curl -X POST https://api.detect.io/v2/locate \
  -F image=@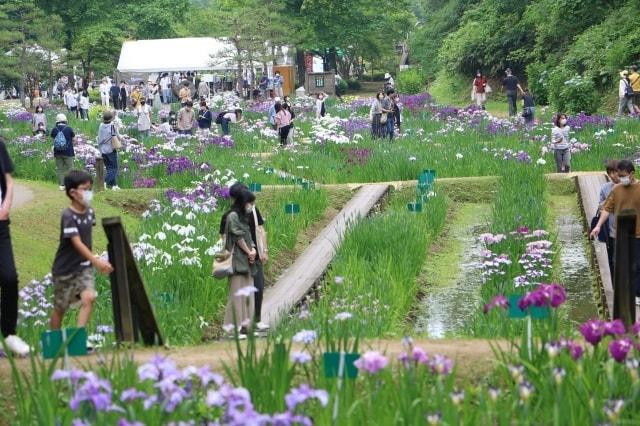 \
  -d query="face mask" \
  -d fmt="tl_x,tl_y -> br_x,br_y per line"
245,205 -> 253,214
559,119 -> 567,126
620,176 -> 631,186
82,190 -> 94,206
